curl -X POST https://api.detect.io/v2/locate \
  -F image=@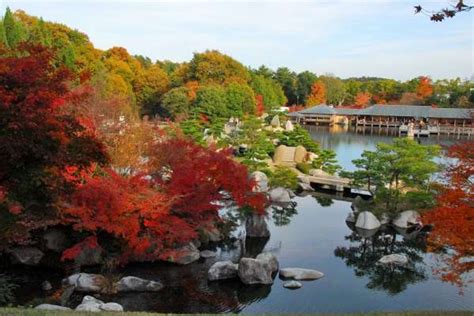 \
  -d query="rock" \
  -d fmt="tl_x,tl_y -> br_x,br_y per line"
270,115 -> 280,127
273,145 -> 296,164
392,210 -> 422,229
355,227 -> 379,238
41,280 -> 52,291
200,250 -> 217,258
269,187 -> 292,204
380,213 -> 390,225
63,273 -> 106,293
351,196 -> 364,212
284,120 -> 294,131
167,243 -> 200,265
208,261 -> 239,281
10,247 -> 44,266
279,268 -> 324,280
297,175 -> 310,184
307,152 -> 318,162
355,211 -> 381,231
250,171 -> 269,193
378,254 -> 409,266
42,228 -> 68,252
74,244 -> 103,267
256,252 -> 279,272
346,212 -> 356,223
81,295 -> 105,305
309,169 -> 331,177
100,302 -> 124,312
298,182 -> 314,192
294,145 -> 307,164
245,214 -> 270,238
116,276 -> 163,292
238,257 -> 274,285
288,190 -> 296,198
283,281 -> 302,289
75,296 -> 104,312
35,304 -> 71,311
